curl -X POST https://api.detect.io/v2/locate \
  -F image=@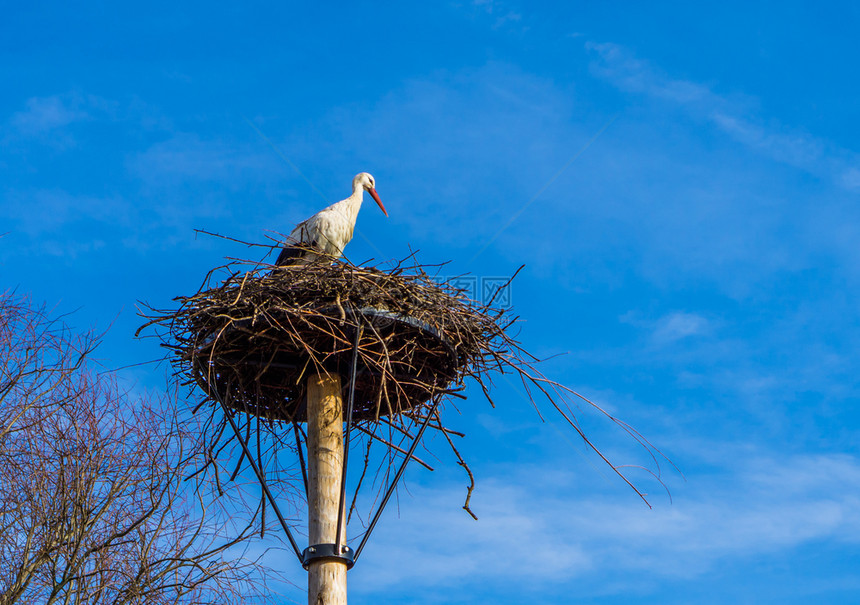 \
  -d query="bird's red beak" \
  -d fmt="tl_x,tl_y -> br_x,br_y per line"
369,188 -> 388,217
